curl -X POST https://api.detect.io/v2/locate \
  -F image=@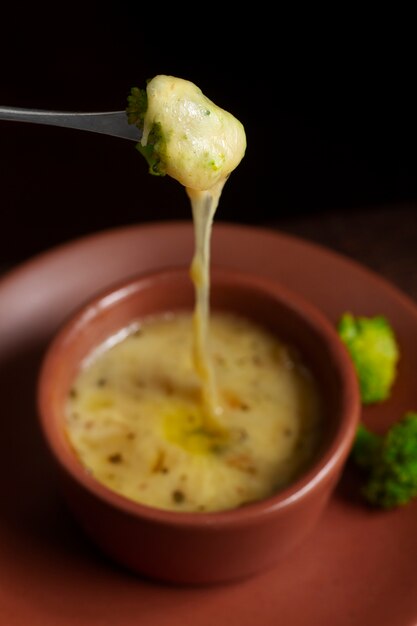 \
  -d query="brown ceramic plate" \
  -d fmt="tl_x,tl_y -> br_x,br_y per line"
1,221 -> 416,626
